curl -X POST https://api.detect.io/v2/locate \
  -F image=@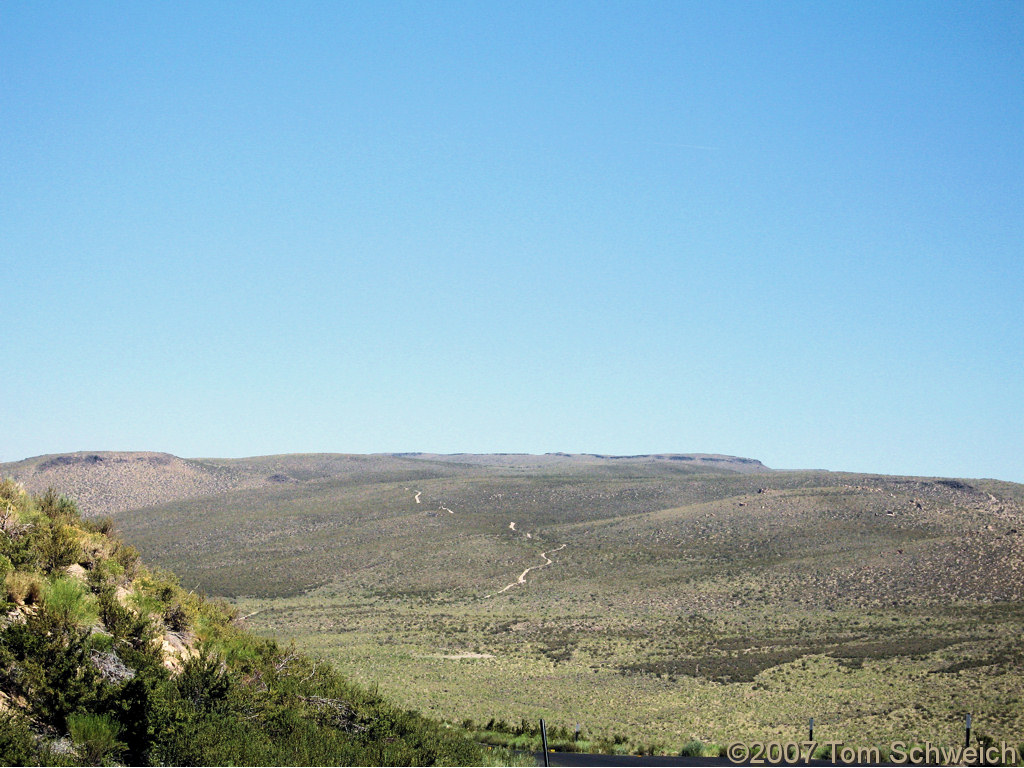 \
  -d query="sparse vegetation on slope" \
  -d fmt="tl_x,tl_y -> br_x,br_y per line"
12,452 -> 1024,757
0,478 -> 491,766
